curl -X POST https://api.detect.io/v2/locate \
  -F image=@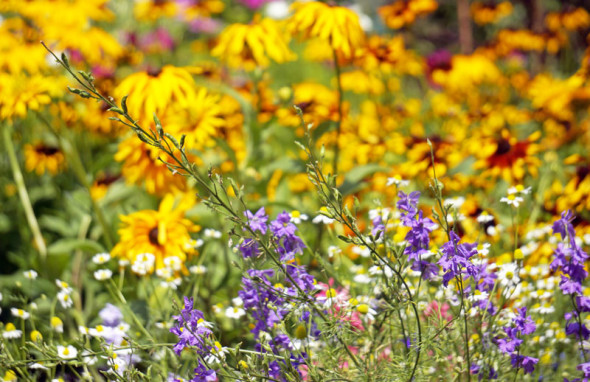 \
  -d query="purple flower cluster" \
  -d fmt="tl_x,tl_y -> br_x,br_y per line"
551,211 -> 590,373
238,208 -> 318,380
242,208 -> 305,262
495,307 -> 538,375
170,297 -> 217,382
396,191 -> 438,279
437,231 -> 478,286
551,211 -> 589,296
